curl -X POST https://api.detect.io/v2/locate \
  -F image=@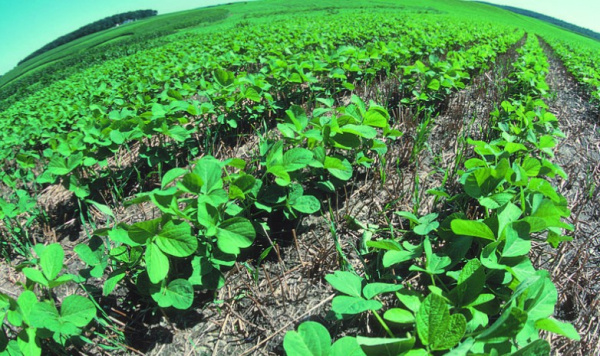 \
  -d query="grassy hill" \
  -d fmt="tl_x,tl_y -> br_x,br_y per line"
0,7 -> 229,110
